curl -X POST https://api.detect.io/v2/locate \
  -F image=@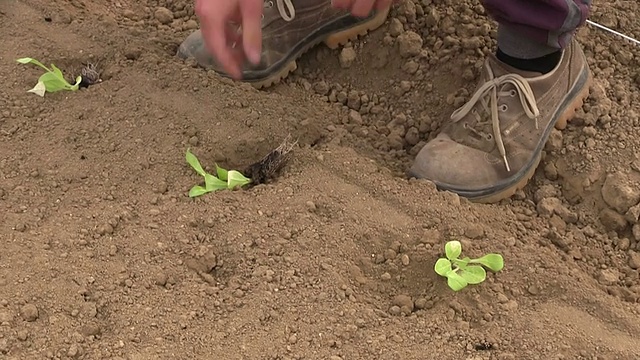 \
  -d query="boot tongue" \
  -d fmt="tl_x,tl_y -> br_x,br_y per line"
485,54 -> 544,79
